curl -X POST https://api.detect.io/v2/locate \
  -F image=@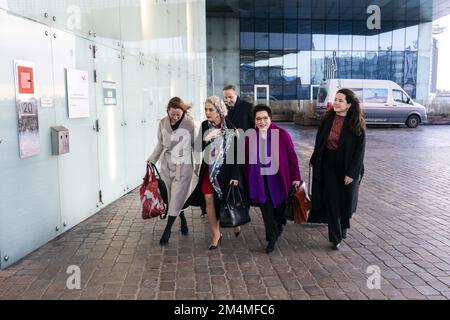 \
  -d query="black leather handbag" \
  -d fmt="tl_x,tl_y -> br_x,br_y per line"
219,186 -> 251,228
